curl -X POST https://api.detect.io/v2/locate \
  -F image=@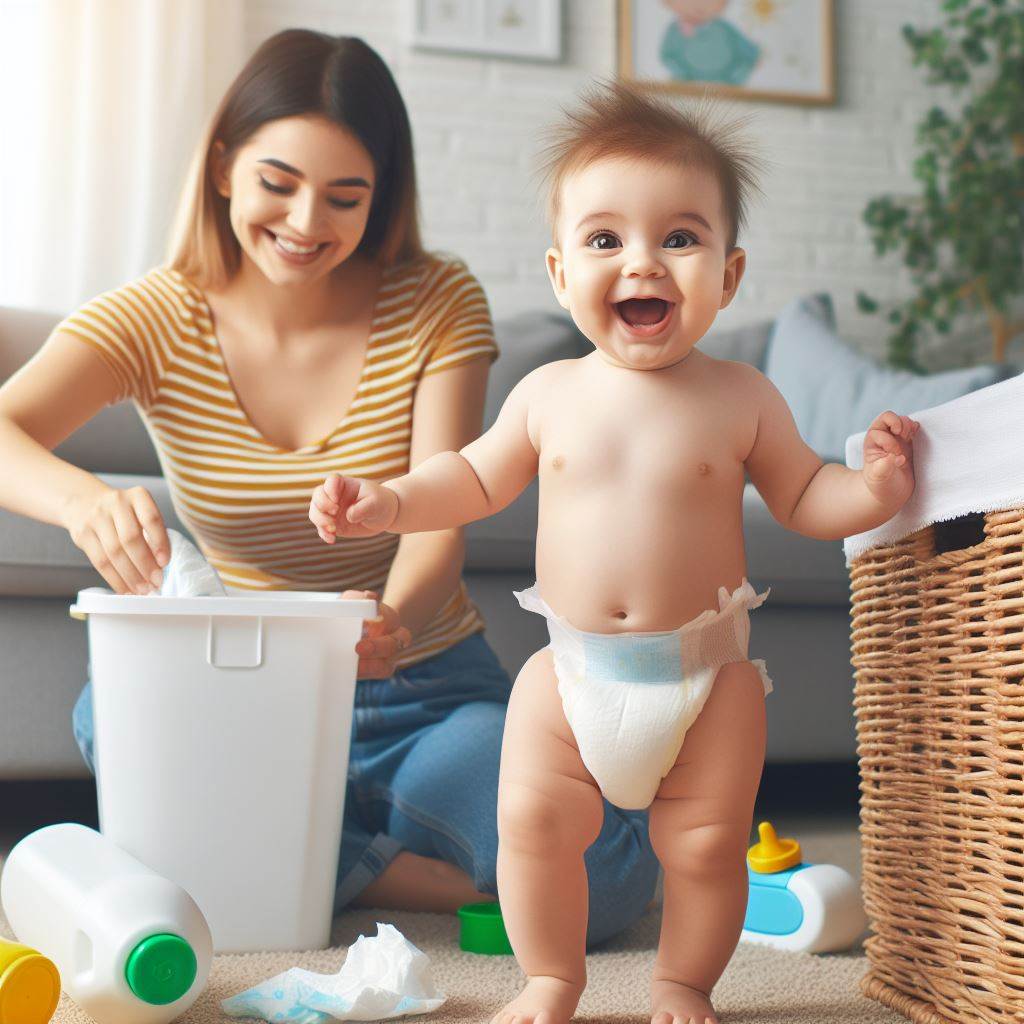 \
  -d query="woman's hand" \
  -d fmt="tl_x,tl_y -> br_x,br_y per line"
309,472 -> 399,541
62,484 -> 170,594
342,590 -> 413,679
